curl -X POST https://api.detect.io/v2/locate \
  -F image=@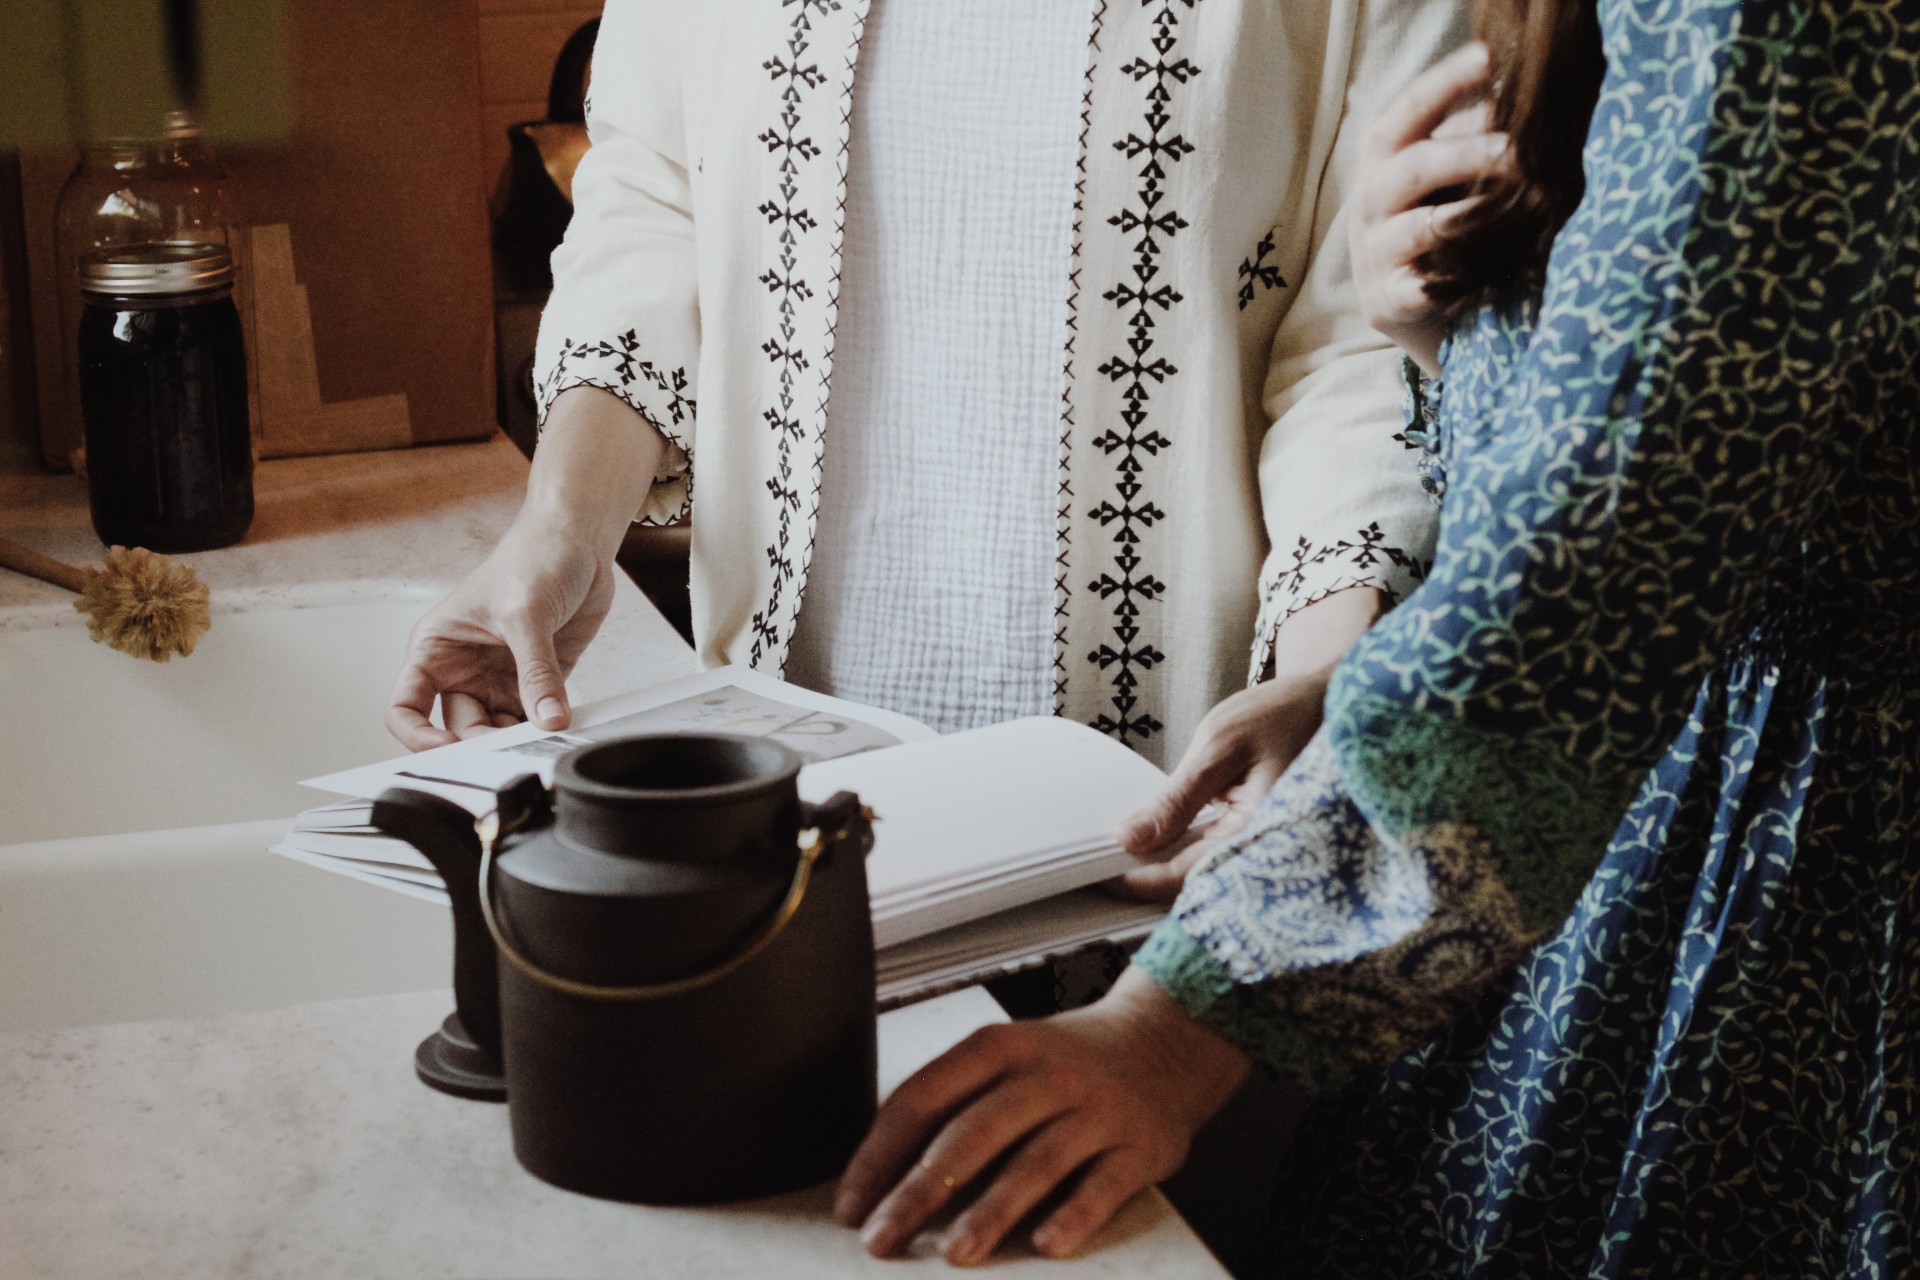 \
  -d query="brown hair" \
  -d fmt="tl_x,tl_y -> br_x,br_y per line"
1420,0 -> 1607,319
